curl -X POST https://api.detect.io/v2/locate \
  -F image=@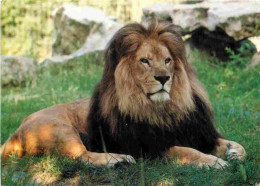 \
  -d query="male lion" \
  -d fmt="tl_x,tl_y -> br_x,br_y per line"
1,22 -> 246,168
